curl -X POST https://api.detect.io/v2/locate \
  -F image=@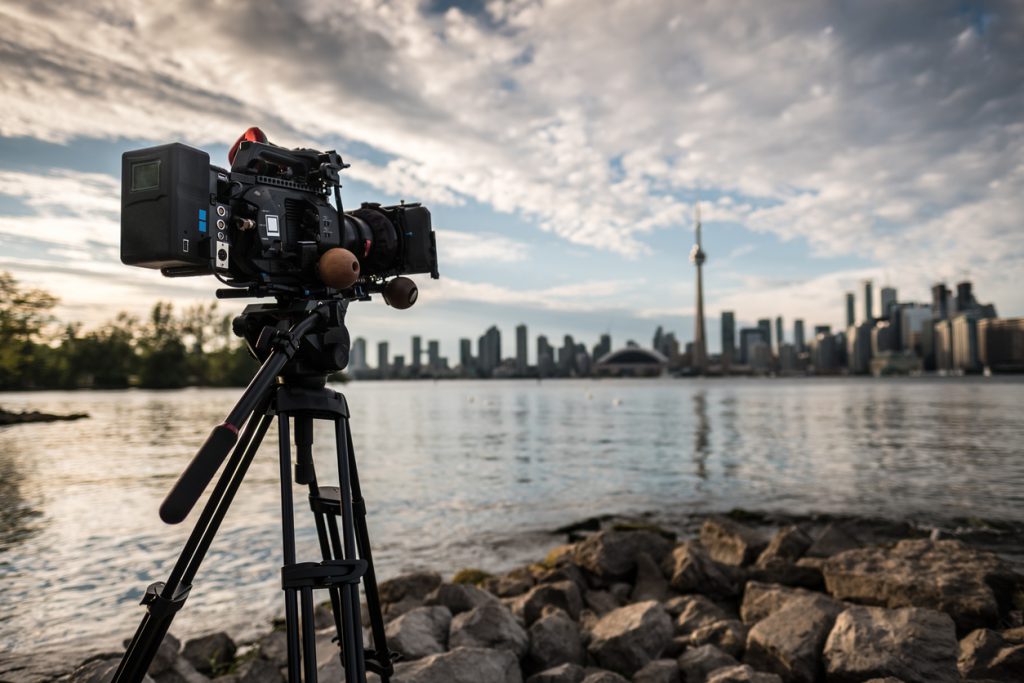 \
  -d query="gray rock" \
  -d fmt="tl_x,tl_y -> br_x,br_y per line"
610,582 -> 633,604
700,518 -> 770,567
665,542 -> 740,598
805,523 -> 861,558
673,594 -> 732,636
677,644 -> 739,682
739,582 -> 820,624
822,539 -> 1018,633
574,530 -> 674,580
823,605 -> 959,683
528,608 -> 586,672
743,594 -> 844,683
526,662 -> 586,683
587,600 -> 673,676
384,605 -> 452,660
513,580 -> 584,625
756,526 -> 813,566
485,567 -> 537,598
705,664 -> 782,683
537,563 -> 589,596
182,632 -> 236,675
449,602 -> 529,657
218,656 -> 285,683
745,559 -> 824,591
154,655 -> 209,683
68,658 -> 125,683
257,630 -> 288,667
149,633 -> 181,676
581,672 -> 629,683
391,646 -> 522,683
585,589 -> 622,615
380,571 -> 444,620
631,553 -> 670,603
426,582 -> 499,615
632,658 -> 680,683
688,619 -> 748,658
957,627 -> 1024,681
